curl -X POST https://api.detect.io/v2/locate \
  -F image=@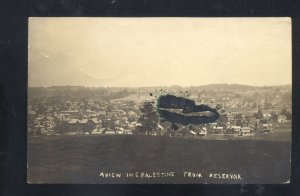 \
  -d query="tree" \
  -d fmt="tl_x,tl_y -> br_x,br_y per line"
36,103 -> 47,114
236,113 -> 244,120
171,123 -> 179,130
252,102 -> 258,108
280,108 -> 292,120
254,110 -> 264,119
270,112 -> 278,122
56,121 -> 69,133
137,102 -> 159,134
282,91 -> 292,105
